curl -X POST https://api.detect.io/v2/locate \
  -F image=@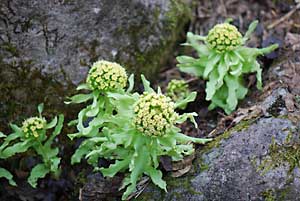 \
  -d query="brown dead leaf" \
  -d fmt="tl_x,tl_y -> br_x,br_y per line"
285,93 -> 296,112
285,32 -> 300,51
171,165 -> 192,178
171,152 -> 195,178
